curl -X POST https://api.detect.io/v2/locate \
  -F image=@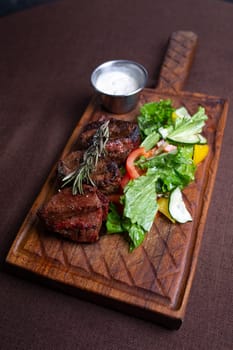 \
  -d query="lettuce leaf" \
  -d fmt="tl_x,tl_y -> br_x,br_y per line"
106,204 -> 148,252
138,100 -> 174,137
106,175 -> 158,251
123,174 -> 158,231
106,203 -> 124,233
137,146 -> 195,193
